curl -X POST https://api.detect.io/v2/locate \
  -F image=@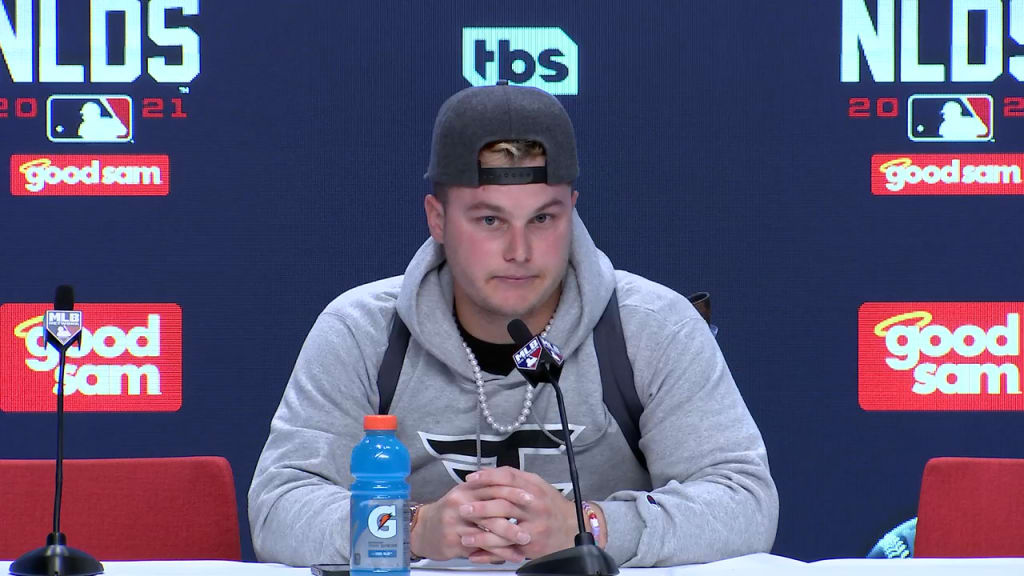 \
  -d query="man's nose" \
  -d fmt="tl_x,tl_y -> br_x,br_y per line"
504,225 -> 530,263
